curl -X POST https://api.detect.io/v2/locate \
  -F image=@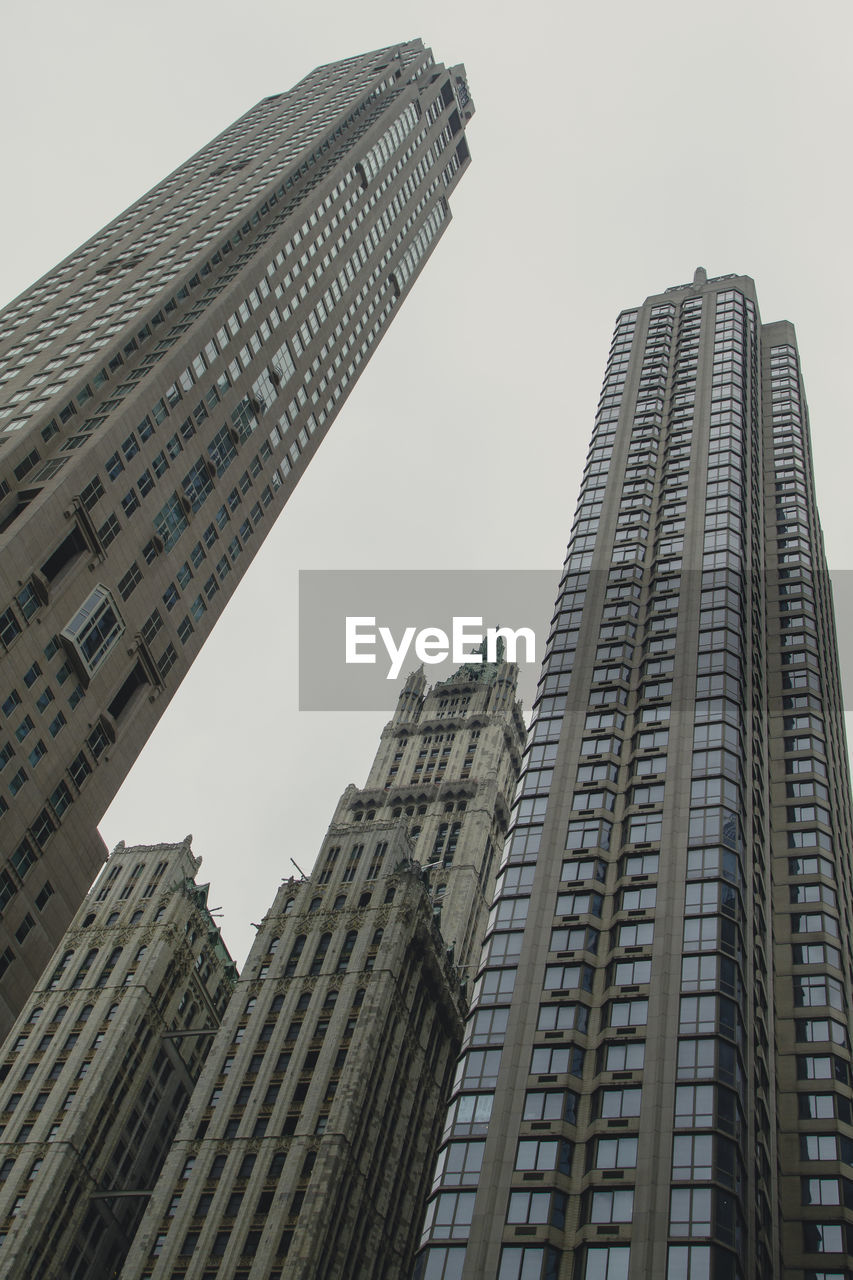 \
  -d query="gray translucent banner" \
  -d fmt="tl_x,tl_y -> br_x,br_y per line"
298,568 -> 853,714
299,570 -> 557,711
